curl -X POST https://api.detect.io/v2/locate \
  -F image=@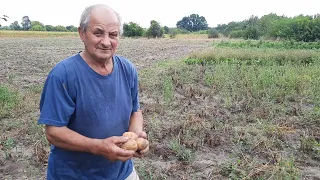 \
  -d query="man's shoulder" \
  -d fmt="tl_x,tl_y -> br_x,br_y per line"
114,55 -> 137,76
